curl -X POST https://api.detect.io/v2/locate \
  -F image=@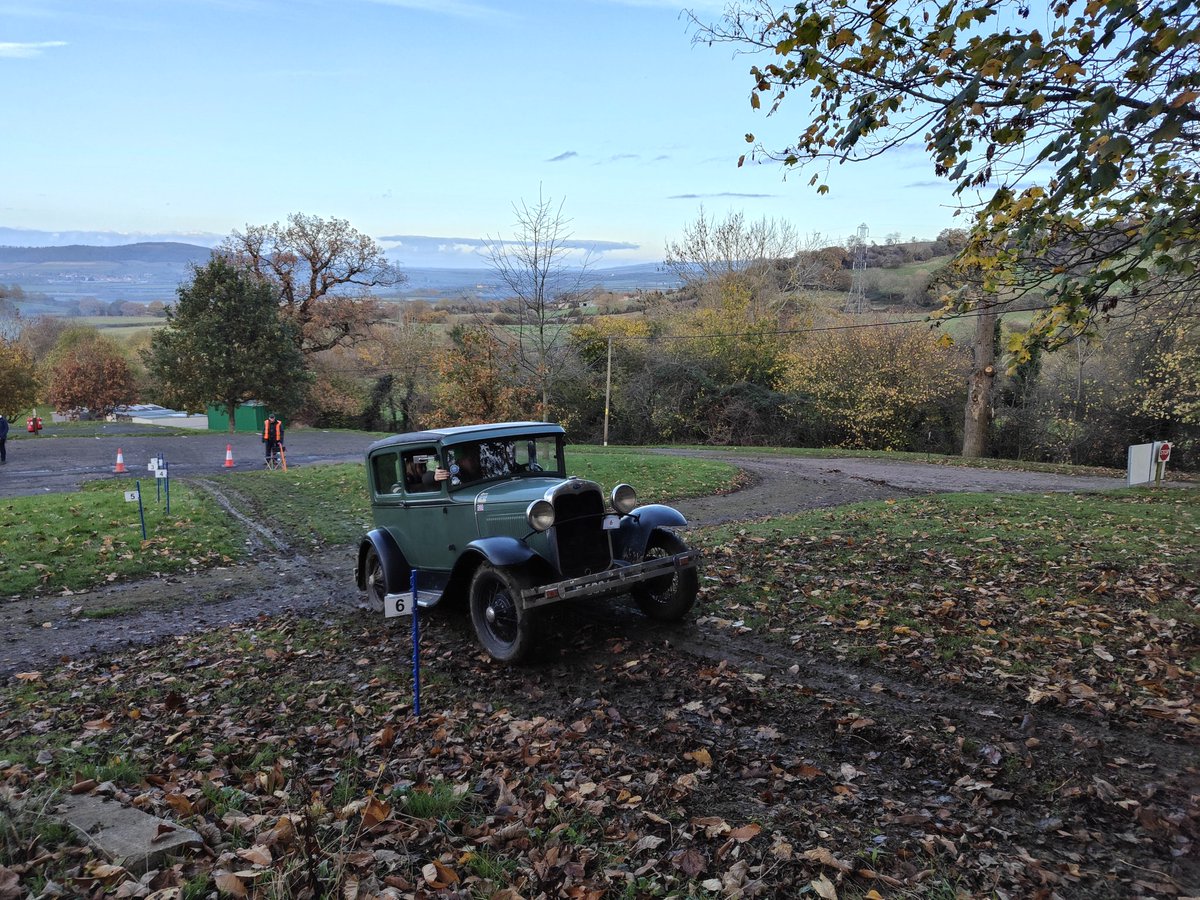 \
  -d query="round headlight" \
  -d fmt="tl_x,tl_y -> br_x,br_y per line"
611,483 -> 637,515
526,499 -> 555,532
